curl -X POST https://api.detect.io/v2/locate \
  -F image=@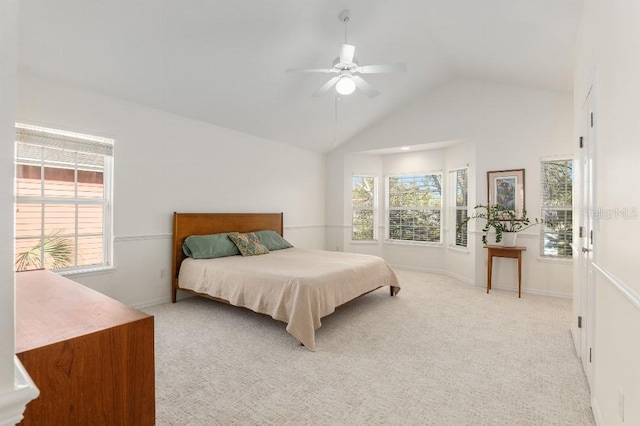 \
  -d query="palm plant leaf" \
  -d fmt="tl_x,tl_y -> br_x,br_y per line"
16,231 -> 74,271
